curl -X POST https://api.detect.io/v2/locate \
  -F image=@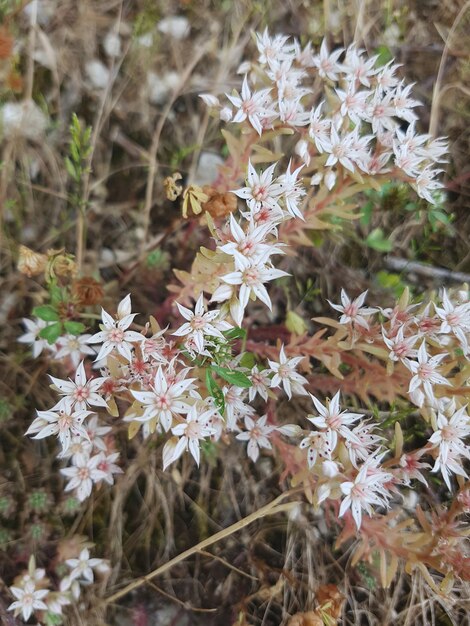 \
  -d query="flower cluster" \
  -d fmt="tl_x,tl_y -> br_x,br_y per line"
8,551 -> 108,624
202,29 -> 447,204
15,29 -> 470,614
